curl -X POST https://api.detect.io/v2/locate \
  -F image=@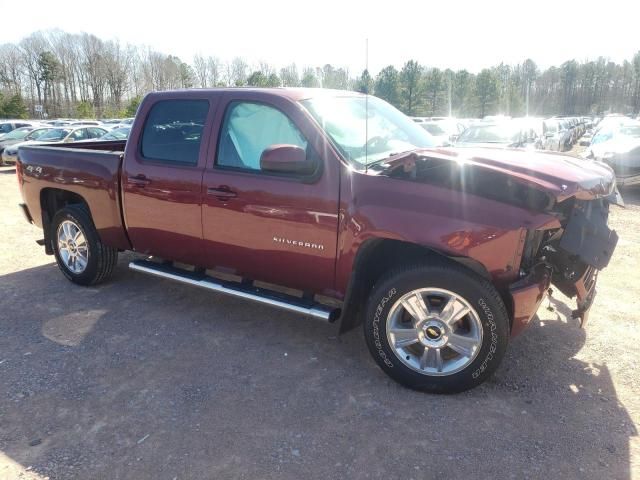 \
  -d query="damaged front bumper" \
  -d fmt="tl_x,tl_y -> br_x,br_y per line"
509,197 -> 618,335
509,265 -> 552,337
571,266 -> 598,326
